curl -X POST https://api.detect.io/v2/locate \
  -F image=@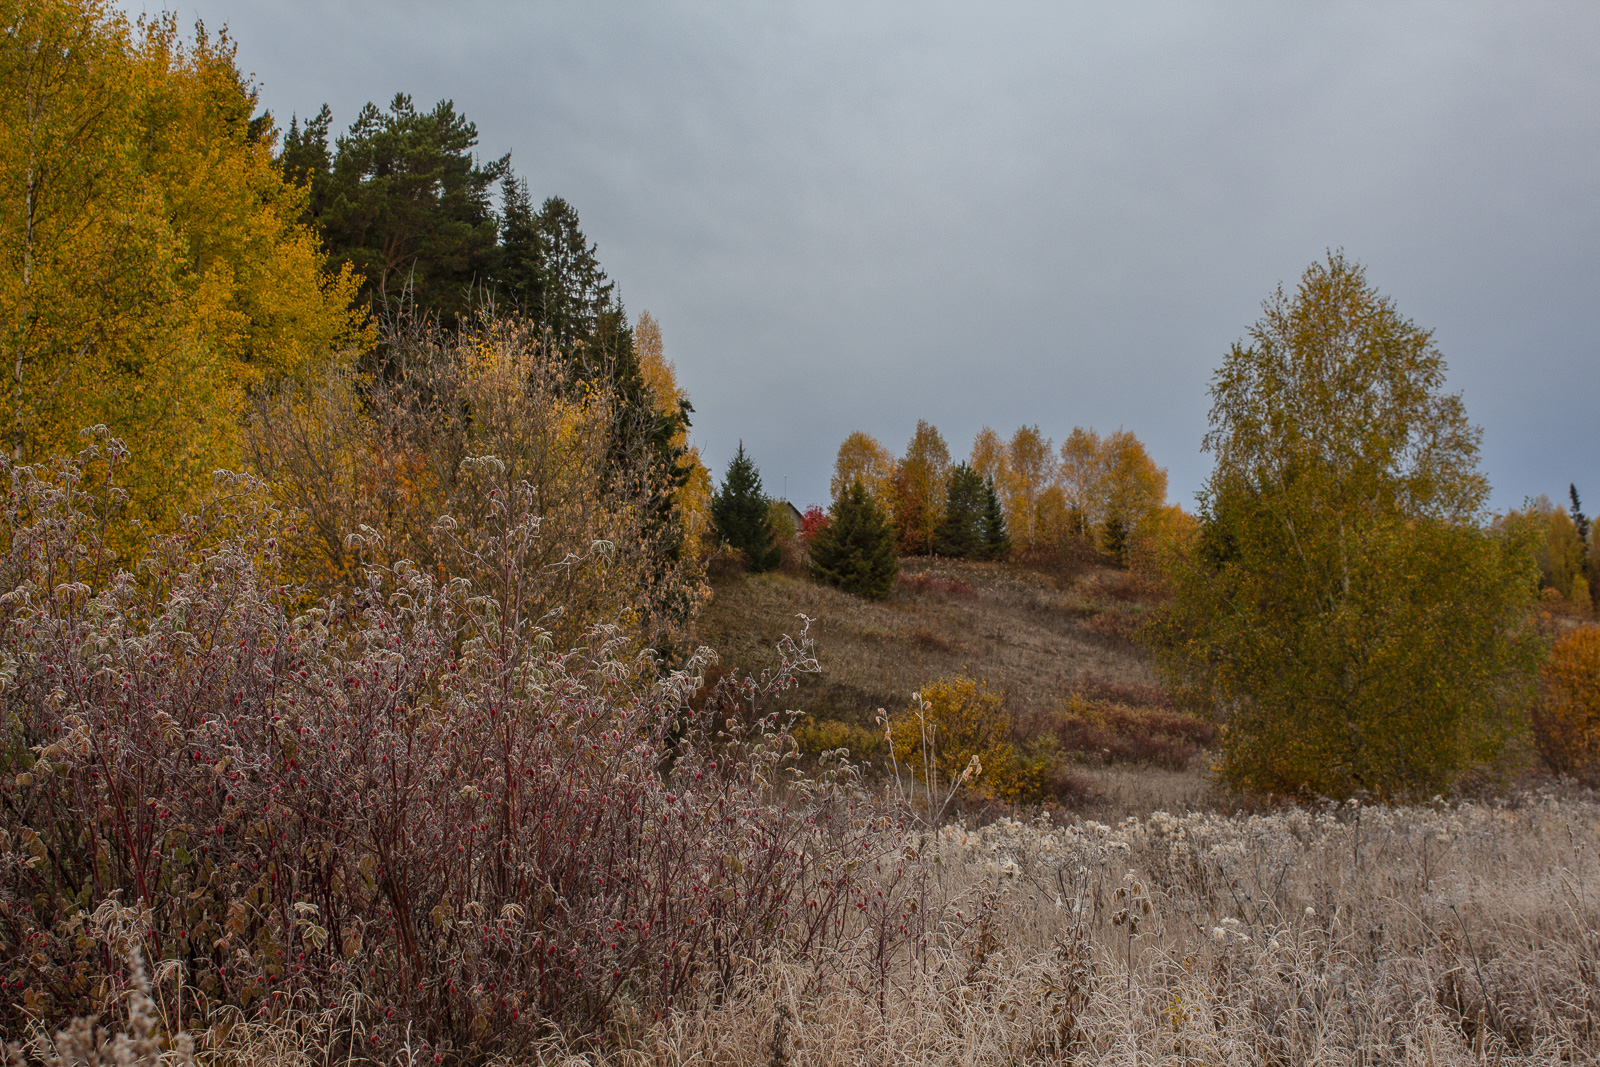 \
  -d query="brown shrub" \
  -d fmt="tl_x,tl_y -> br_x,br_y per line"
1083,608 -> 1141,642
1039,694 -> 1215,770
1071,673 -> 1171,709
